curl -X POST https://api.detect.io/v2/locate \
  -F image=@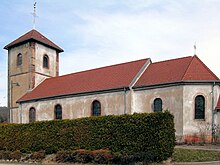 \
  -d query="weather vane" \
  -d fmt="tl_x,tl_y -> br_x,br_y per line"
32,0 -> 37,29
